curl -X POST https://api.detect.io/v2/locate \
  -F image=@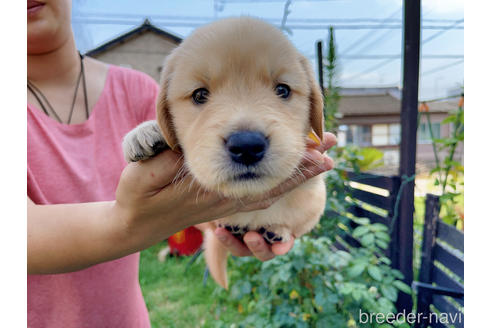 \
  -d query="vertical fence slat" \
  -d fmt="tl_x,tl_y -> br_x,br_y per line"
316,40 -> 324,90
397,0 -> 421,313
415,194 -> 440,328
